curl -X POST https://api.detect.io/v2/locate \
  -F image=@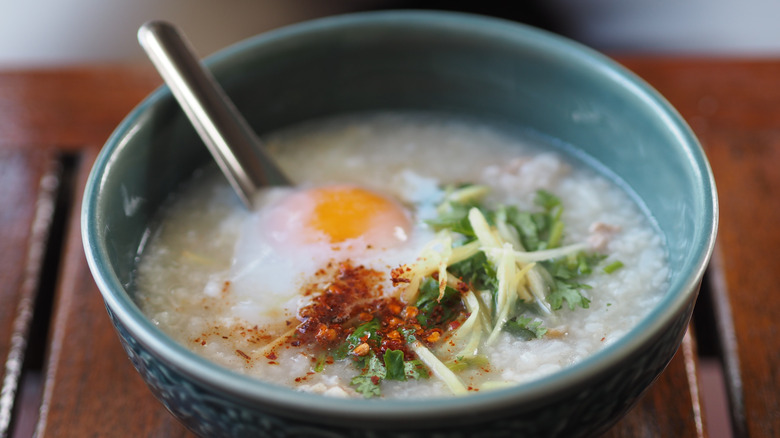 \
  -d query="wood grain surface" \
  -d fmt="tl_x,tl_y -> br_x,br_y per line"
621,58 -> 780,438
2,58 -> 778,437
0,147 -> 60,437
